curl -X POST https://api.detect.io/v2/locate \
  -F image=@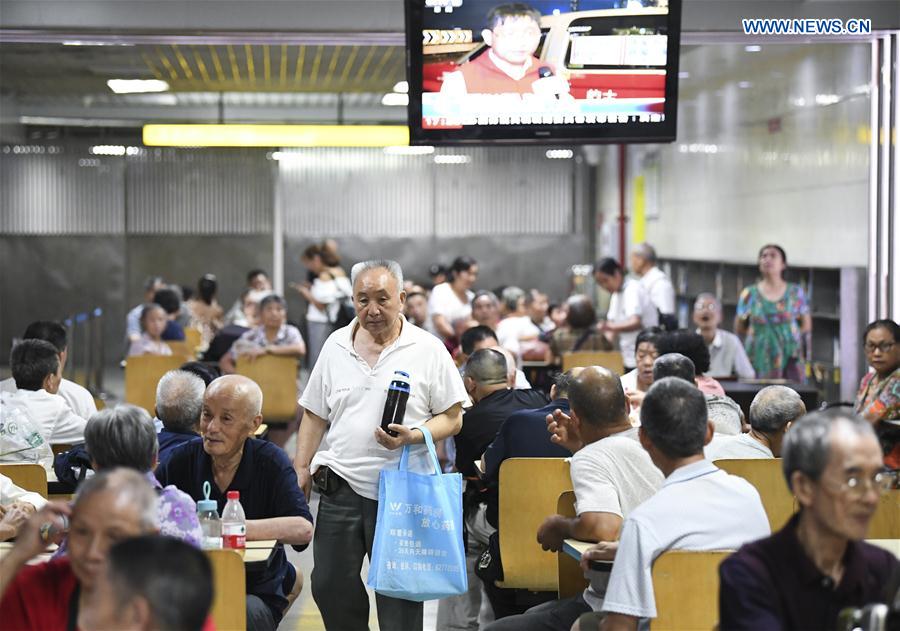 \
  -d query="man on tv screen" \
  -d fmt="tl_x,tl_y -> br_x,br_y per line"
440,3 -> 570,97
